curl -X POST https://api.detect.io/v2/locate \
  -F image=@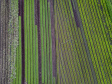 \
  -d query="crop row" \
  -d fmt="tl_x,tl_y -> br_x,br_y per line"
77,0 -> 112,83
